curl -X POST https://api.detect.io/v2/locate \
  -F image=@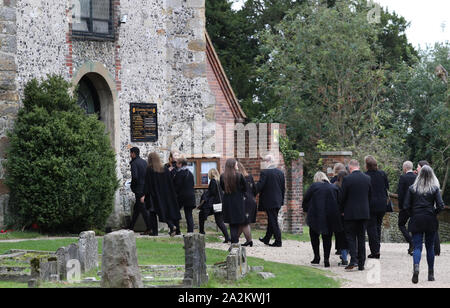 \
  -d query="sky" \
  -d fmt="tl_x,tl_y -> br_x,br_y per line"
231,0 -> 450,49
